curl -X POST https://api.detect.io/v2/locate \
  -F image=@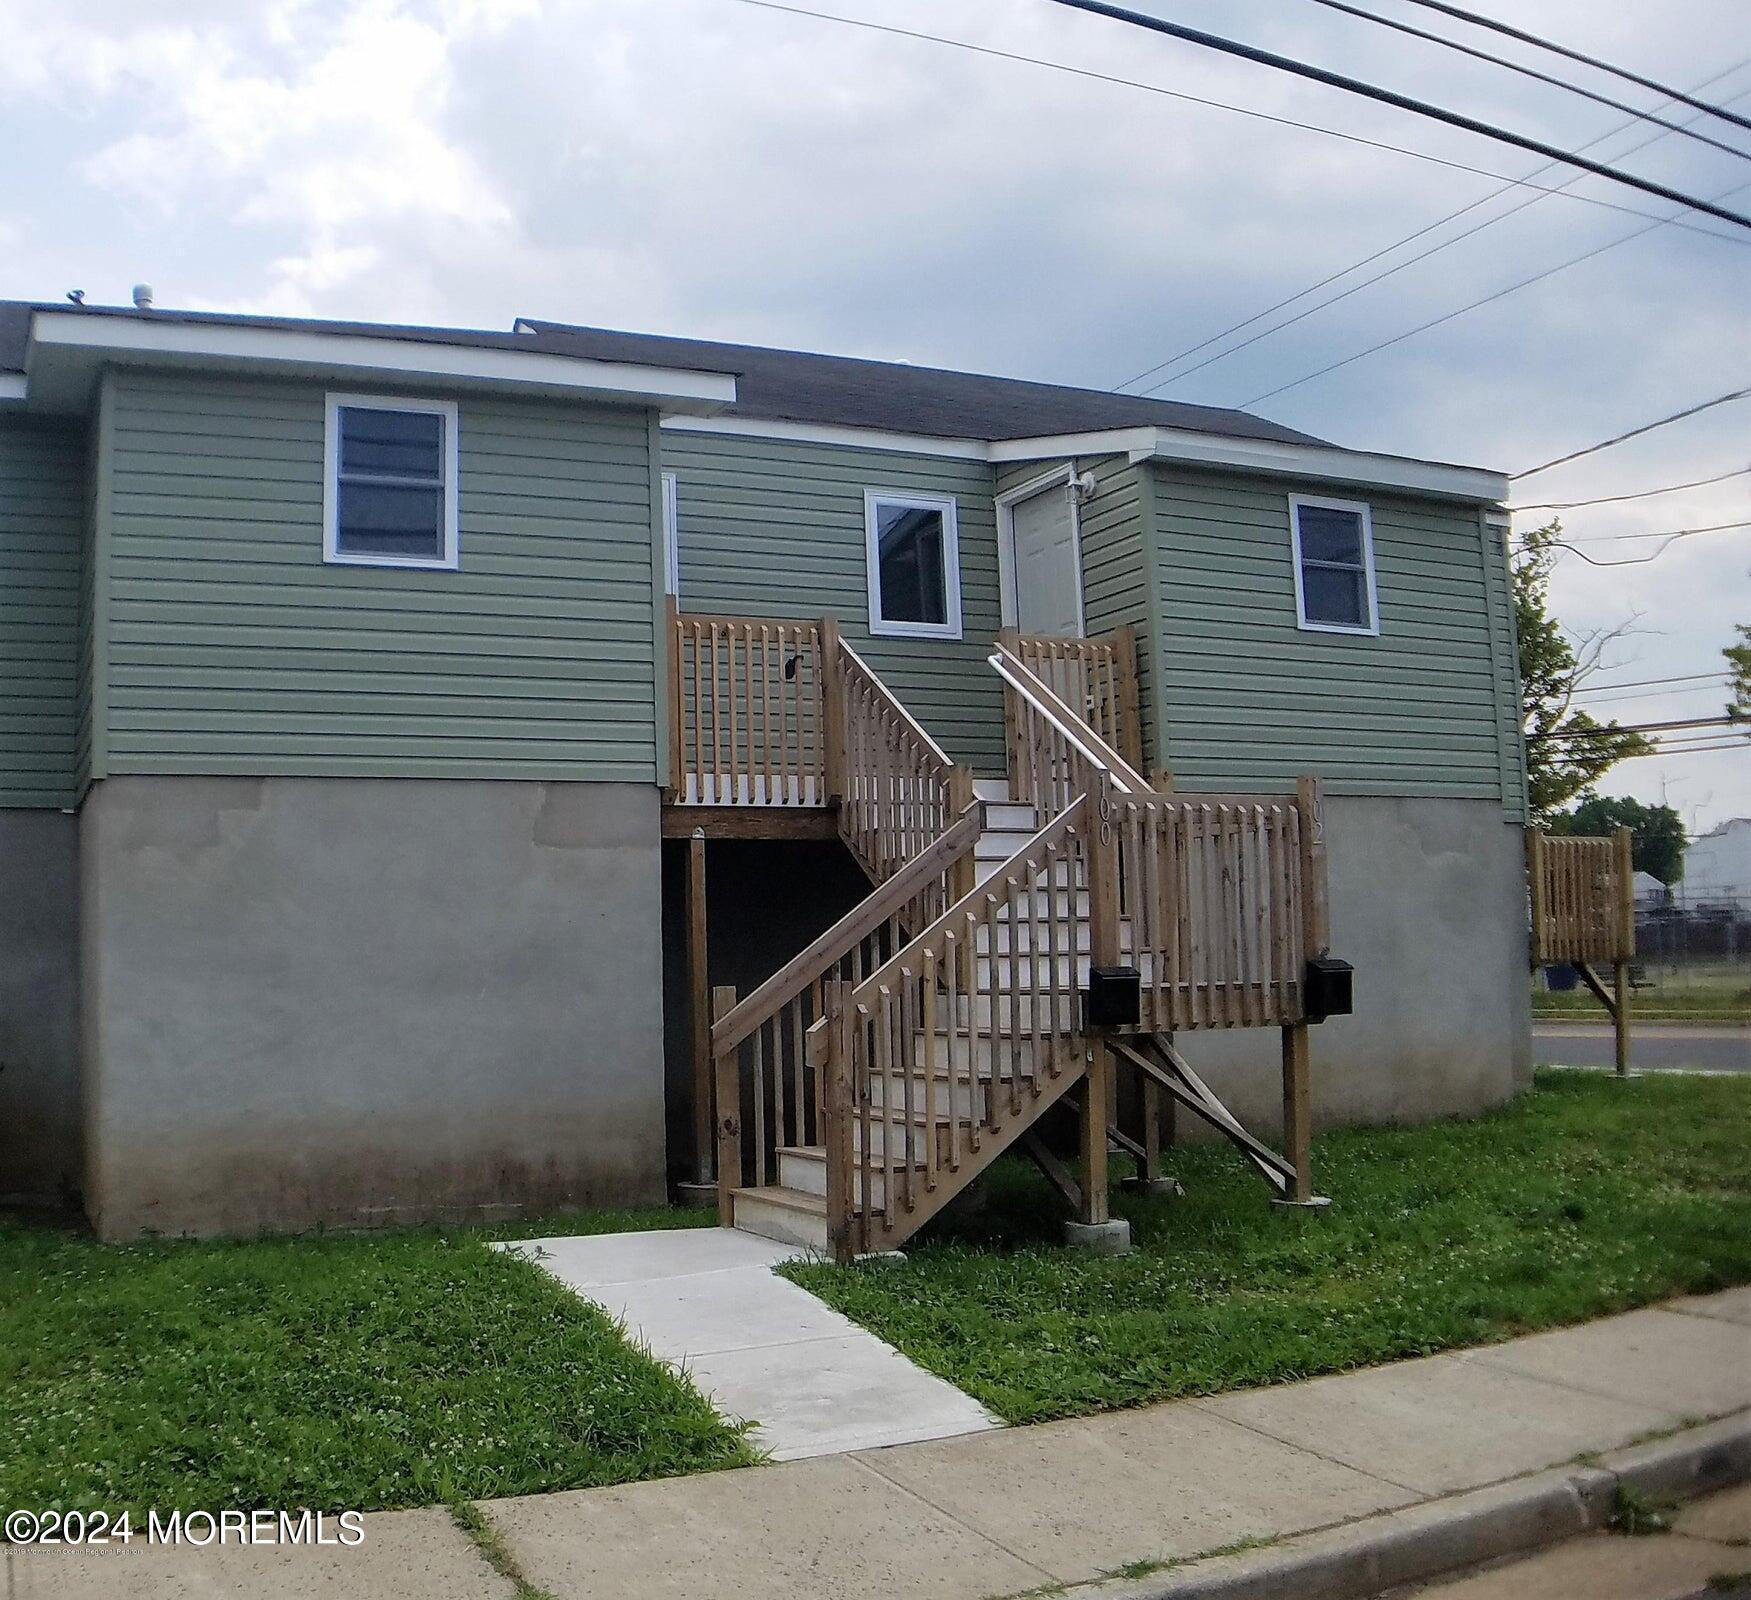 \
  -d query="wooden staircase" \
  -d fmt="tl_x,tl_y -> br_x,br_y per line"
699,626 -> 1329,1264
729,781 -> 1082,1251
